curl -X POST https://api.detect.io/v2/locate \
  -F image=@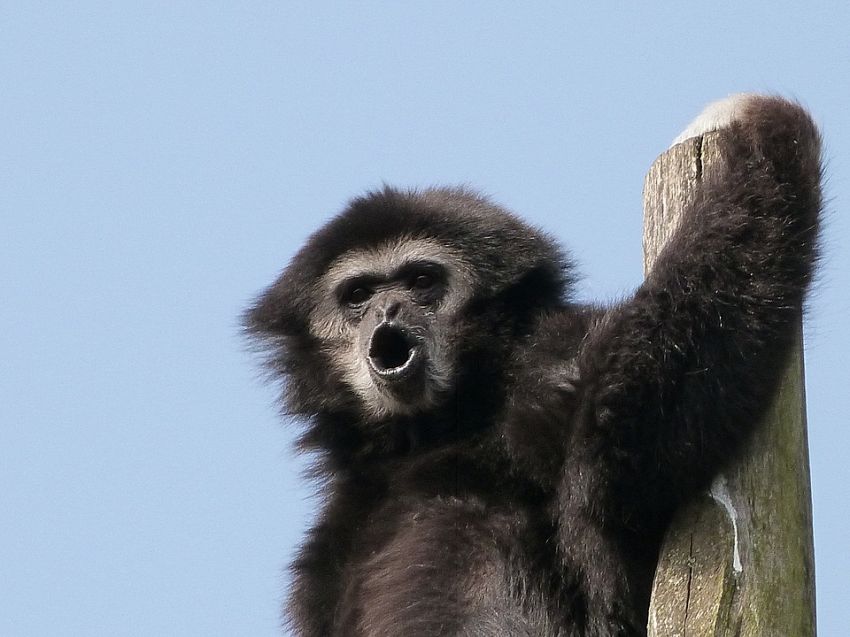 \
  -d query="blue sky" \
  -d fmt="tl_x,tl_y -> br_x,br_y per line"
2,3 -> 848,635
